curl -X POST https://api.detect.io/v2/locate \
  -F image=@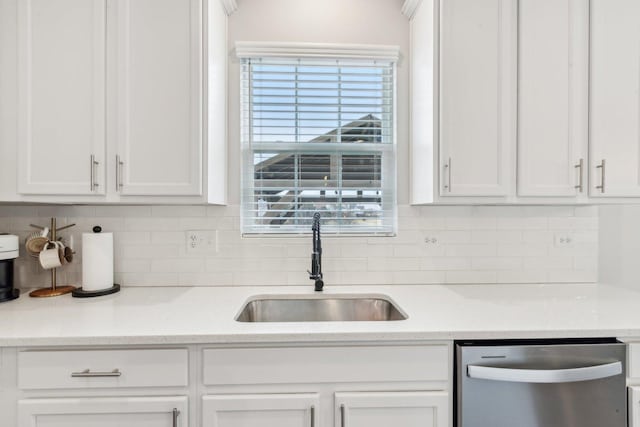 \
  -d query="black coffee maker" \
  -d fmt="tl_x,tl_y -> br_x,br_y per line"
0,234 -> 20,302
